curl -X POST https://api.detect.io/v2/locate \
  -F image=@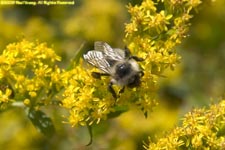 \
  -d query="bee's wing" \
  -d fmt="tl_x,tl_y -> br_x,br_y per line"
94,41 -> 125,61
83,50 -> 111,74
